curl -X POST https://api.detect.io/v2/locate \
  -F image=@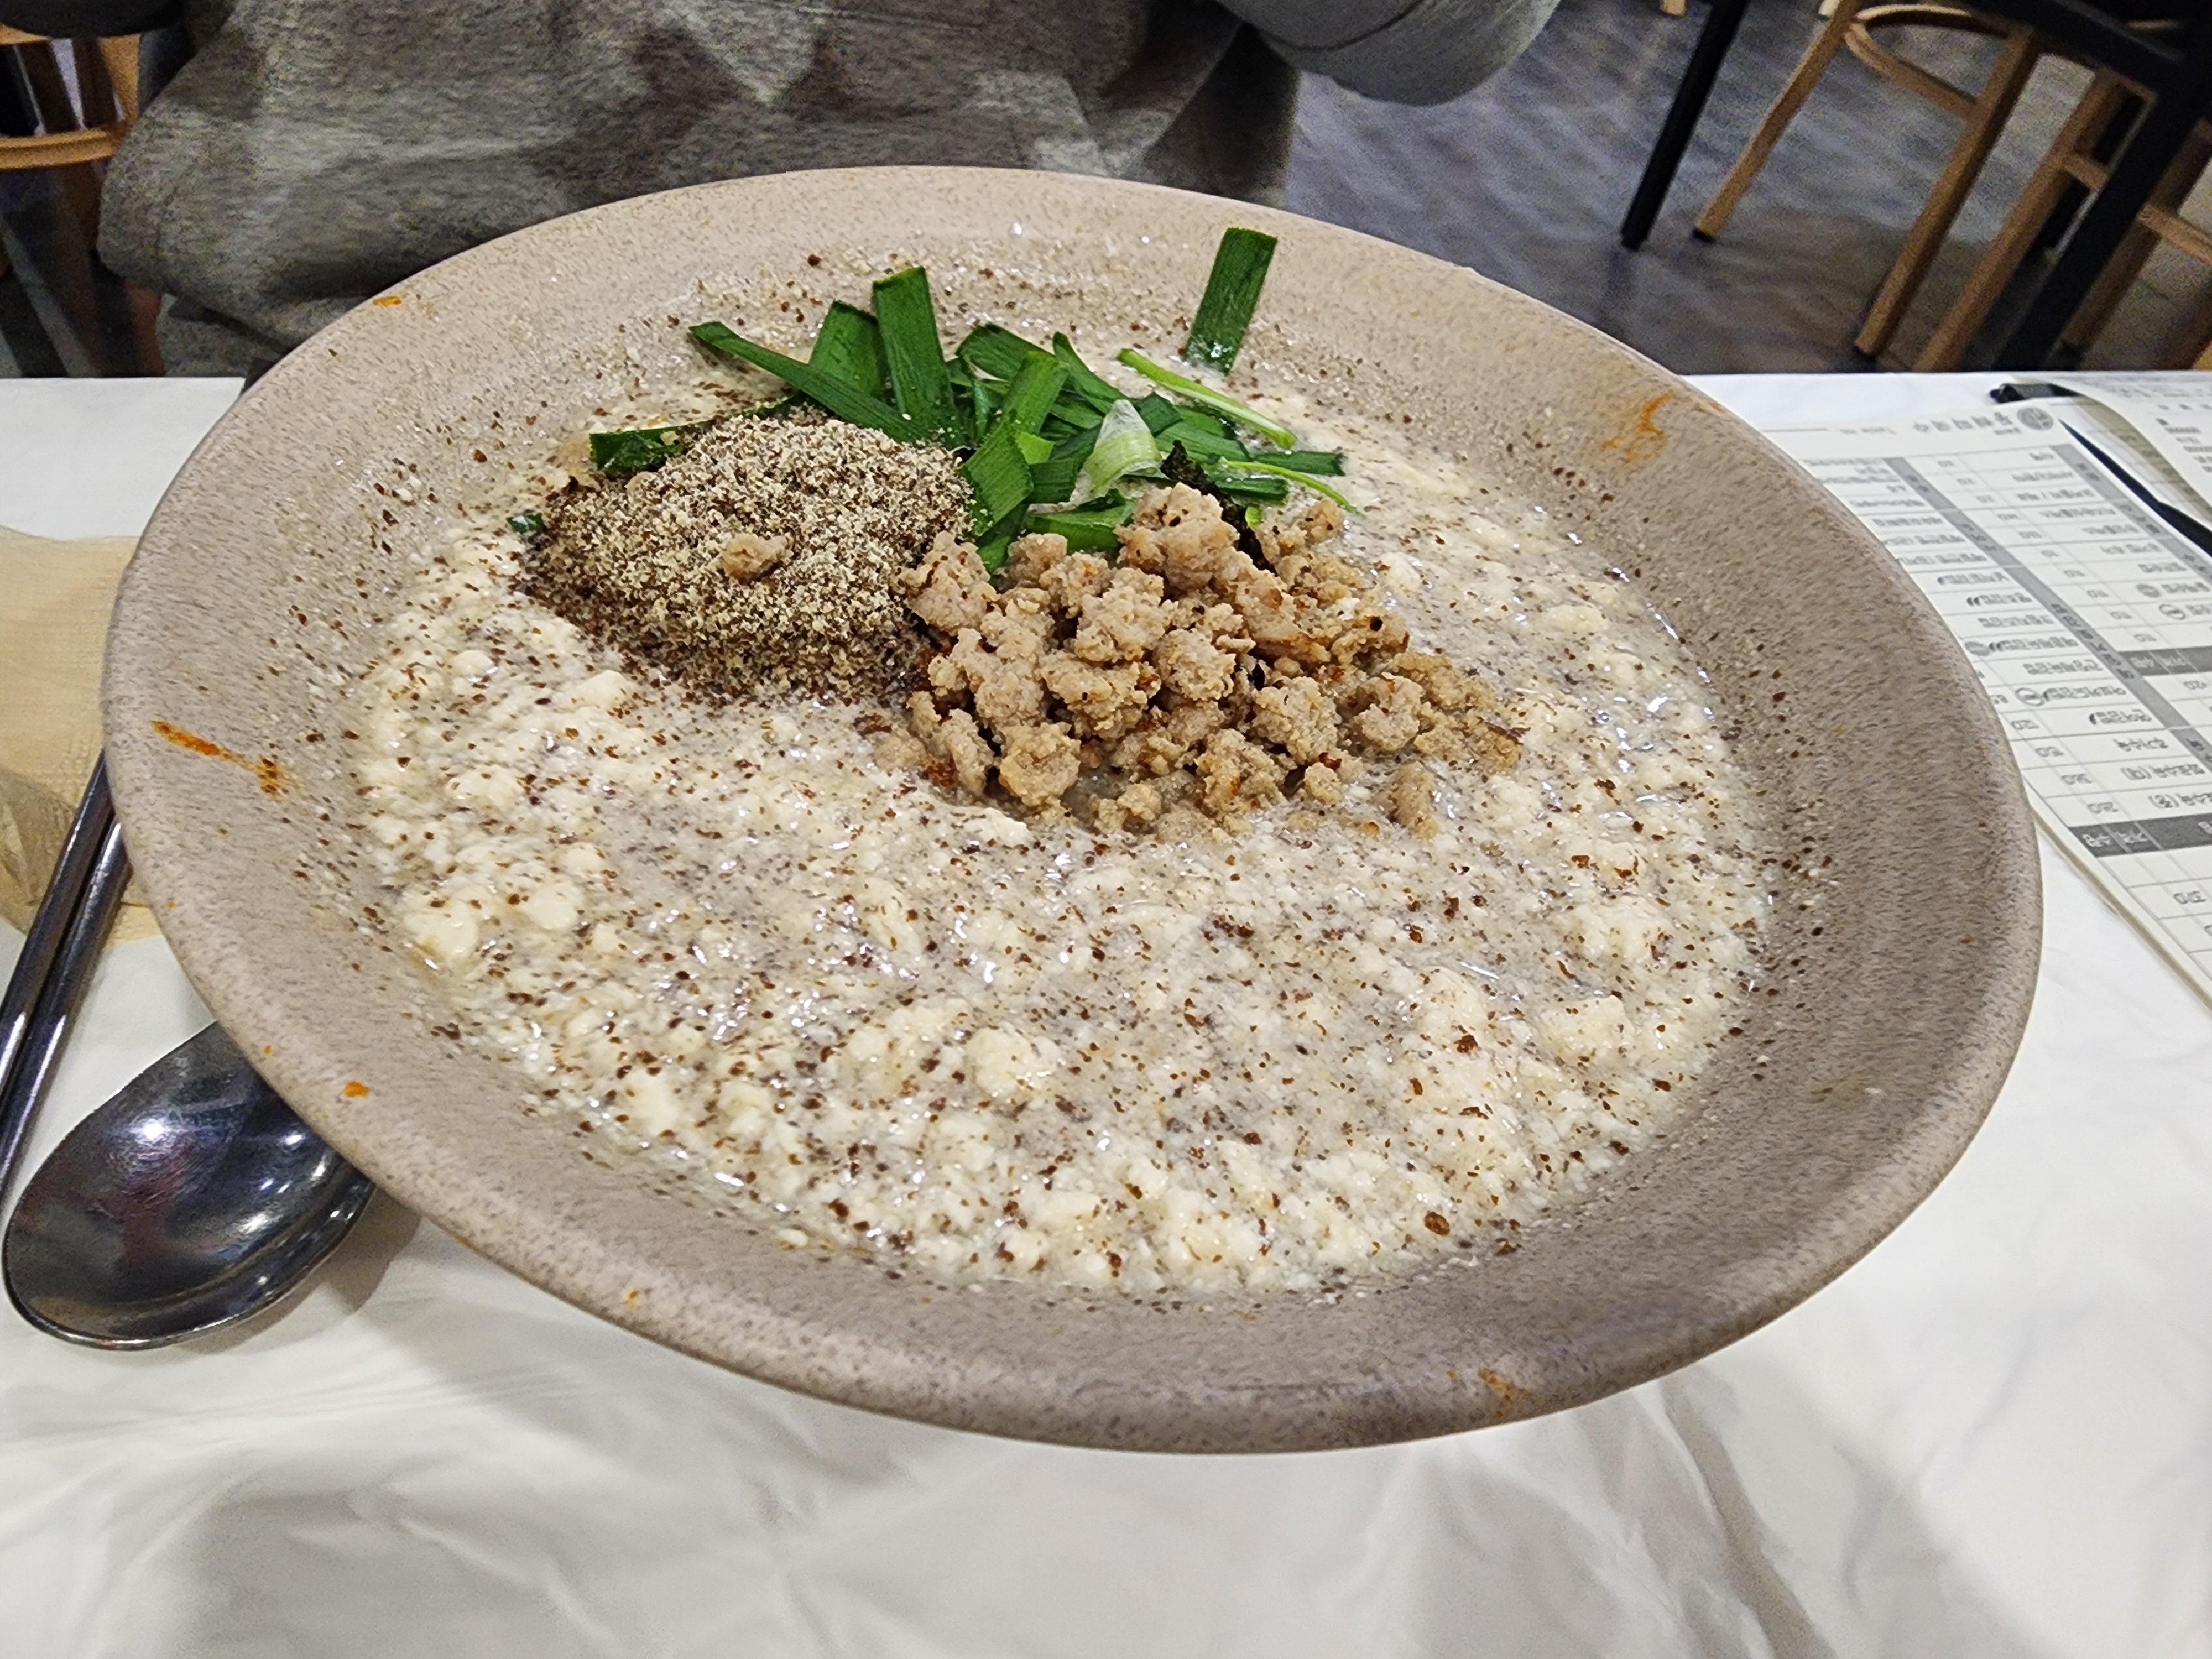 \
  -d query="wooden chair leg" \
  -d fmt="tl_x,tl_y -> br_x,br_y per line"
1916,71 -> 2131,368
93,34 -> 138,122
1693,0 -> 1866,240
1855,24 -> 2042,357
2060,118 -> 2212,353
70,35 -> 119,126
2065,221 -> 2162,351
14,38 -> 75,132
125,278 -> 161,373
